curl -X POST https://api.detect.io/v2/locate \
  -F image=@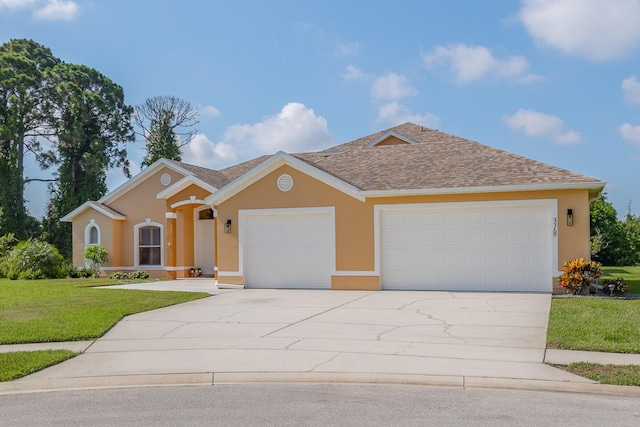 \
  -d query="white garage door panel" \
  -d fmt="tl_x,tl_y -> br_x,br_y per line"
244,211 -> 332,289
381,204 -> 552,292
